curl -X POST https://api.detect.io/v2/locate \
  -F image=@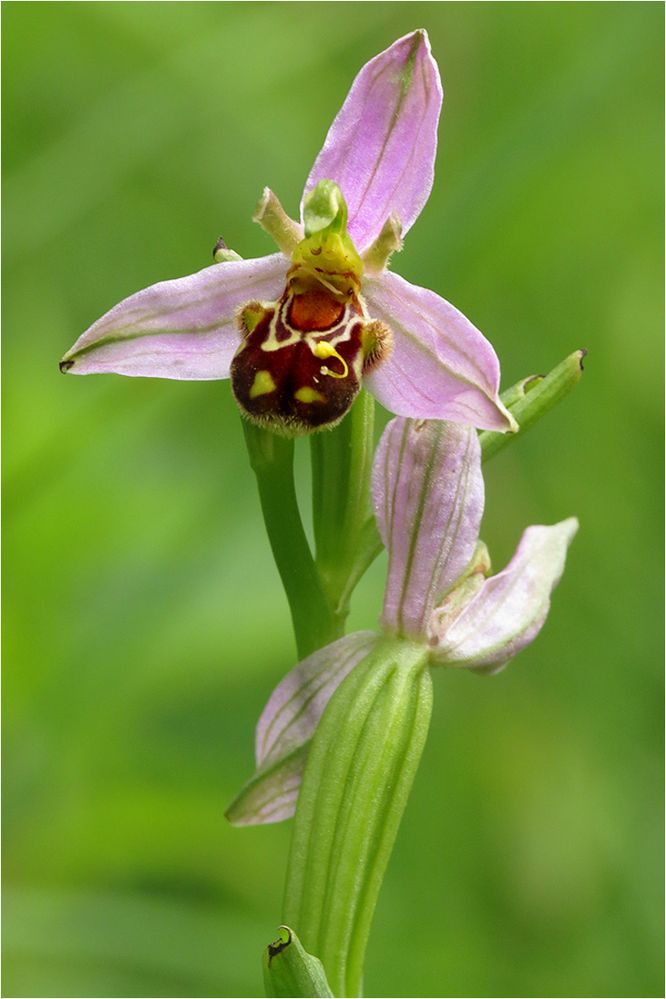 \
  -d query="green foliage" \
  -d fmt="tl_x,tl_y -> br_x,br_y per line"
3,3 -> 663,997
